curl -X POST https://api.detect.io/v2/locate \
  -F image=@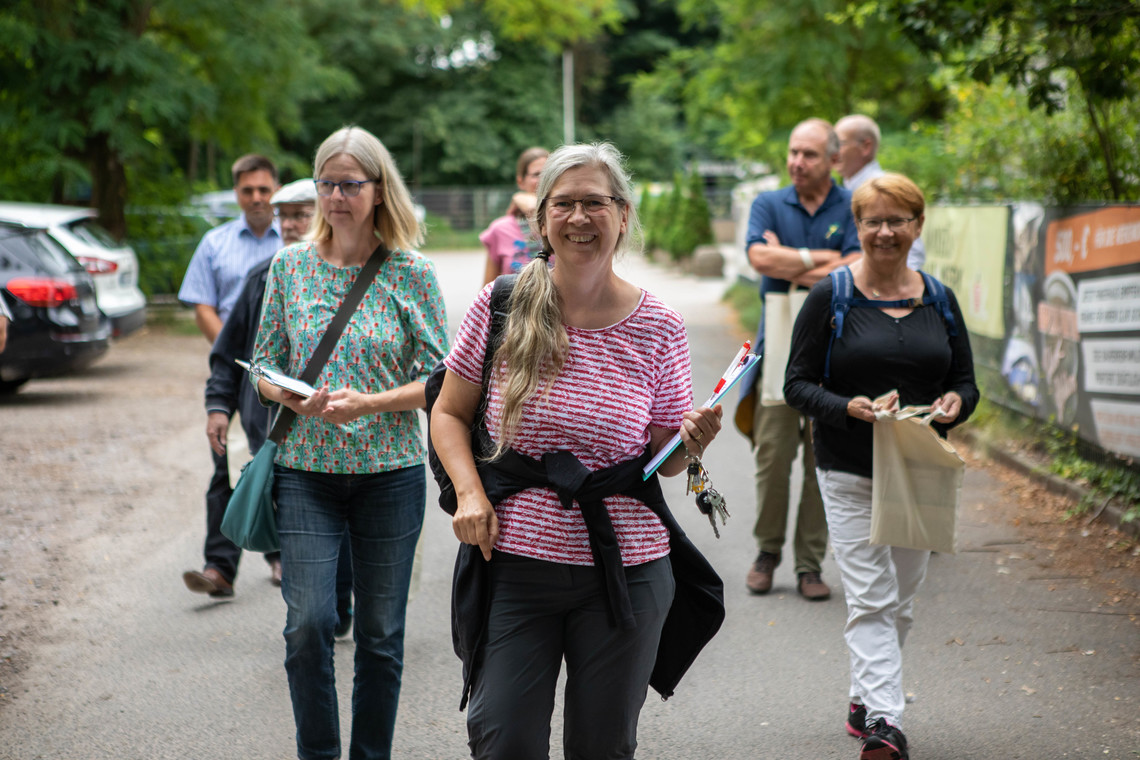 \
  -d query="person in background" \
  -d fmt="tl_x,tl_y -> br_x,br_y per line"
480,146 -> 549,285
180,154 -> 283,597
784,173 -> 977,760
433,142 -> 722,759
203,178 -> 355,636
835,114 -> 925,270
250,126 -> 448,760
738,118 -> 861,601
